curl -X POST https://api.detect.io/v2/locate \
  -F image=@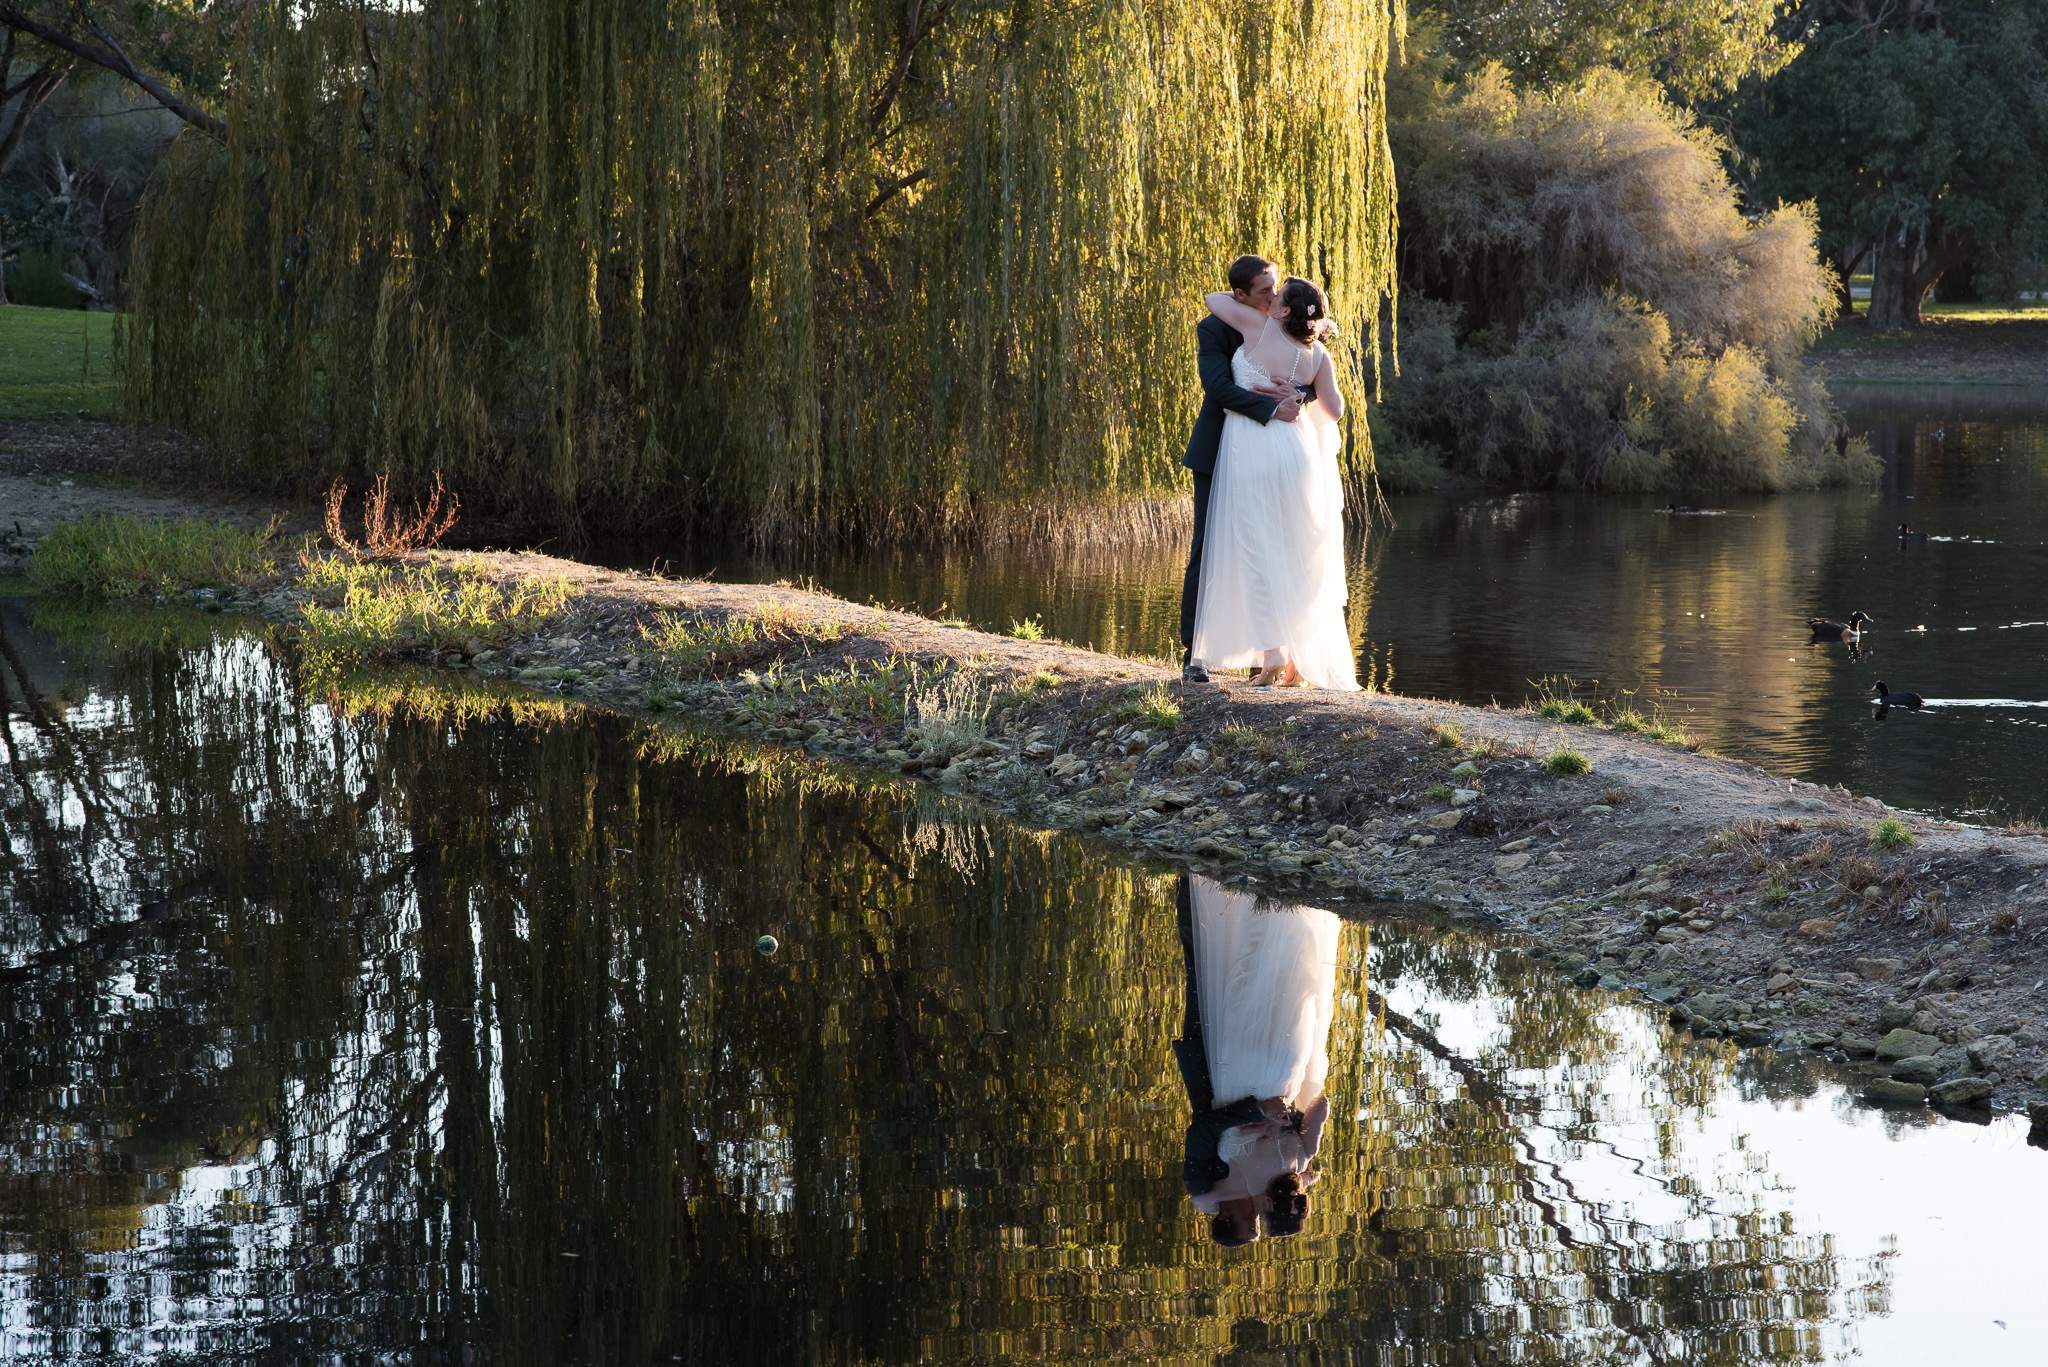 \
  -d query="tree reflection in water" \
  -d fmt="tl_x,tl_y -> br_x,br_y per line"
0,605 -> 1878,1362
